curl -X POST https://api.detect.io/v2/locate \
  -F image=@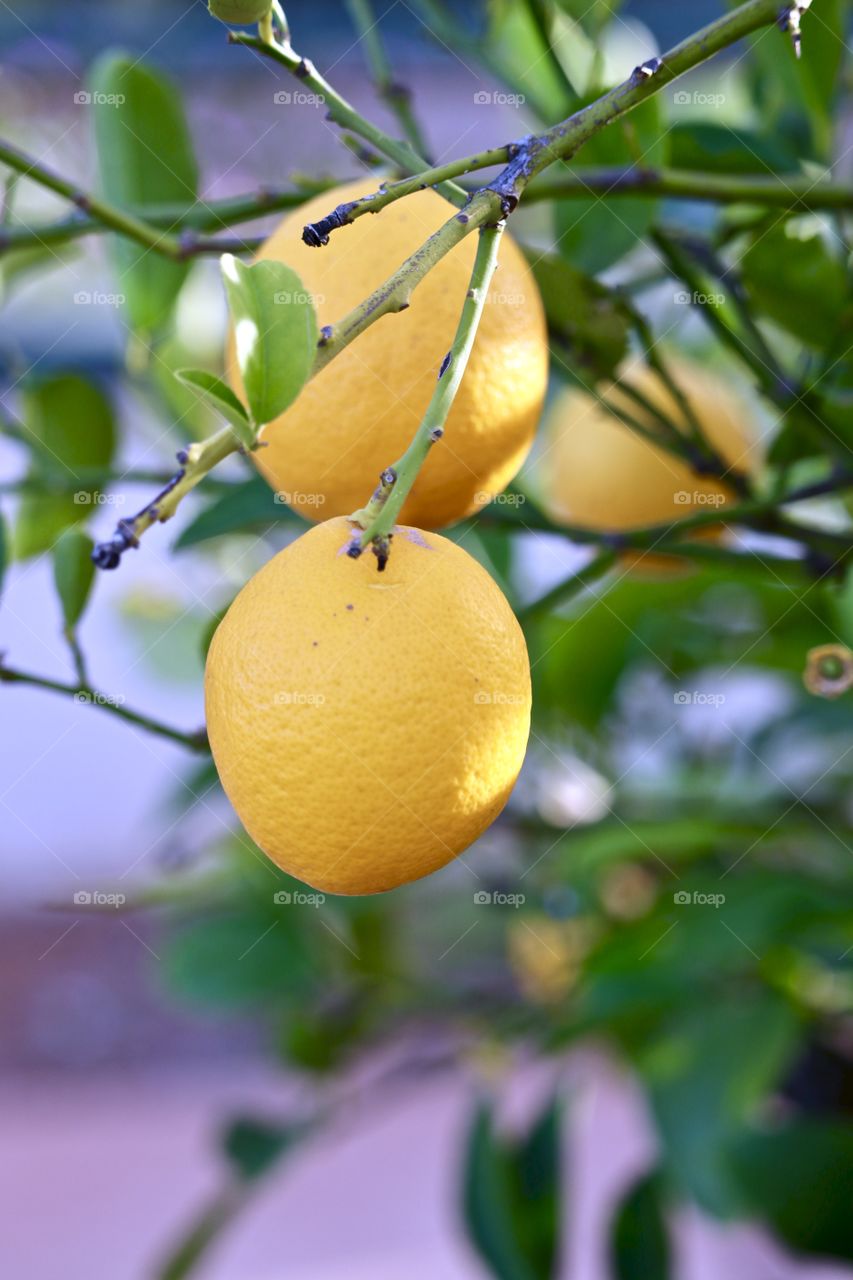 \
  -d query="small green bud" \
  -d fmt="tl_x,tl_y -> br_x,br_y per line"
208,0 -> 272,25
